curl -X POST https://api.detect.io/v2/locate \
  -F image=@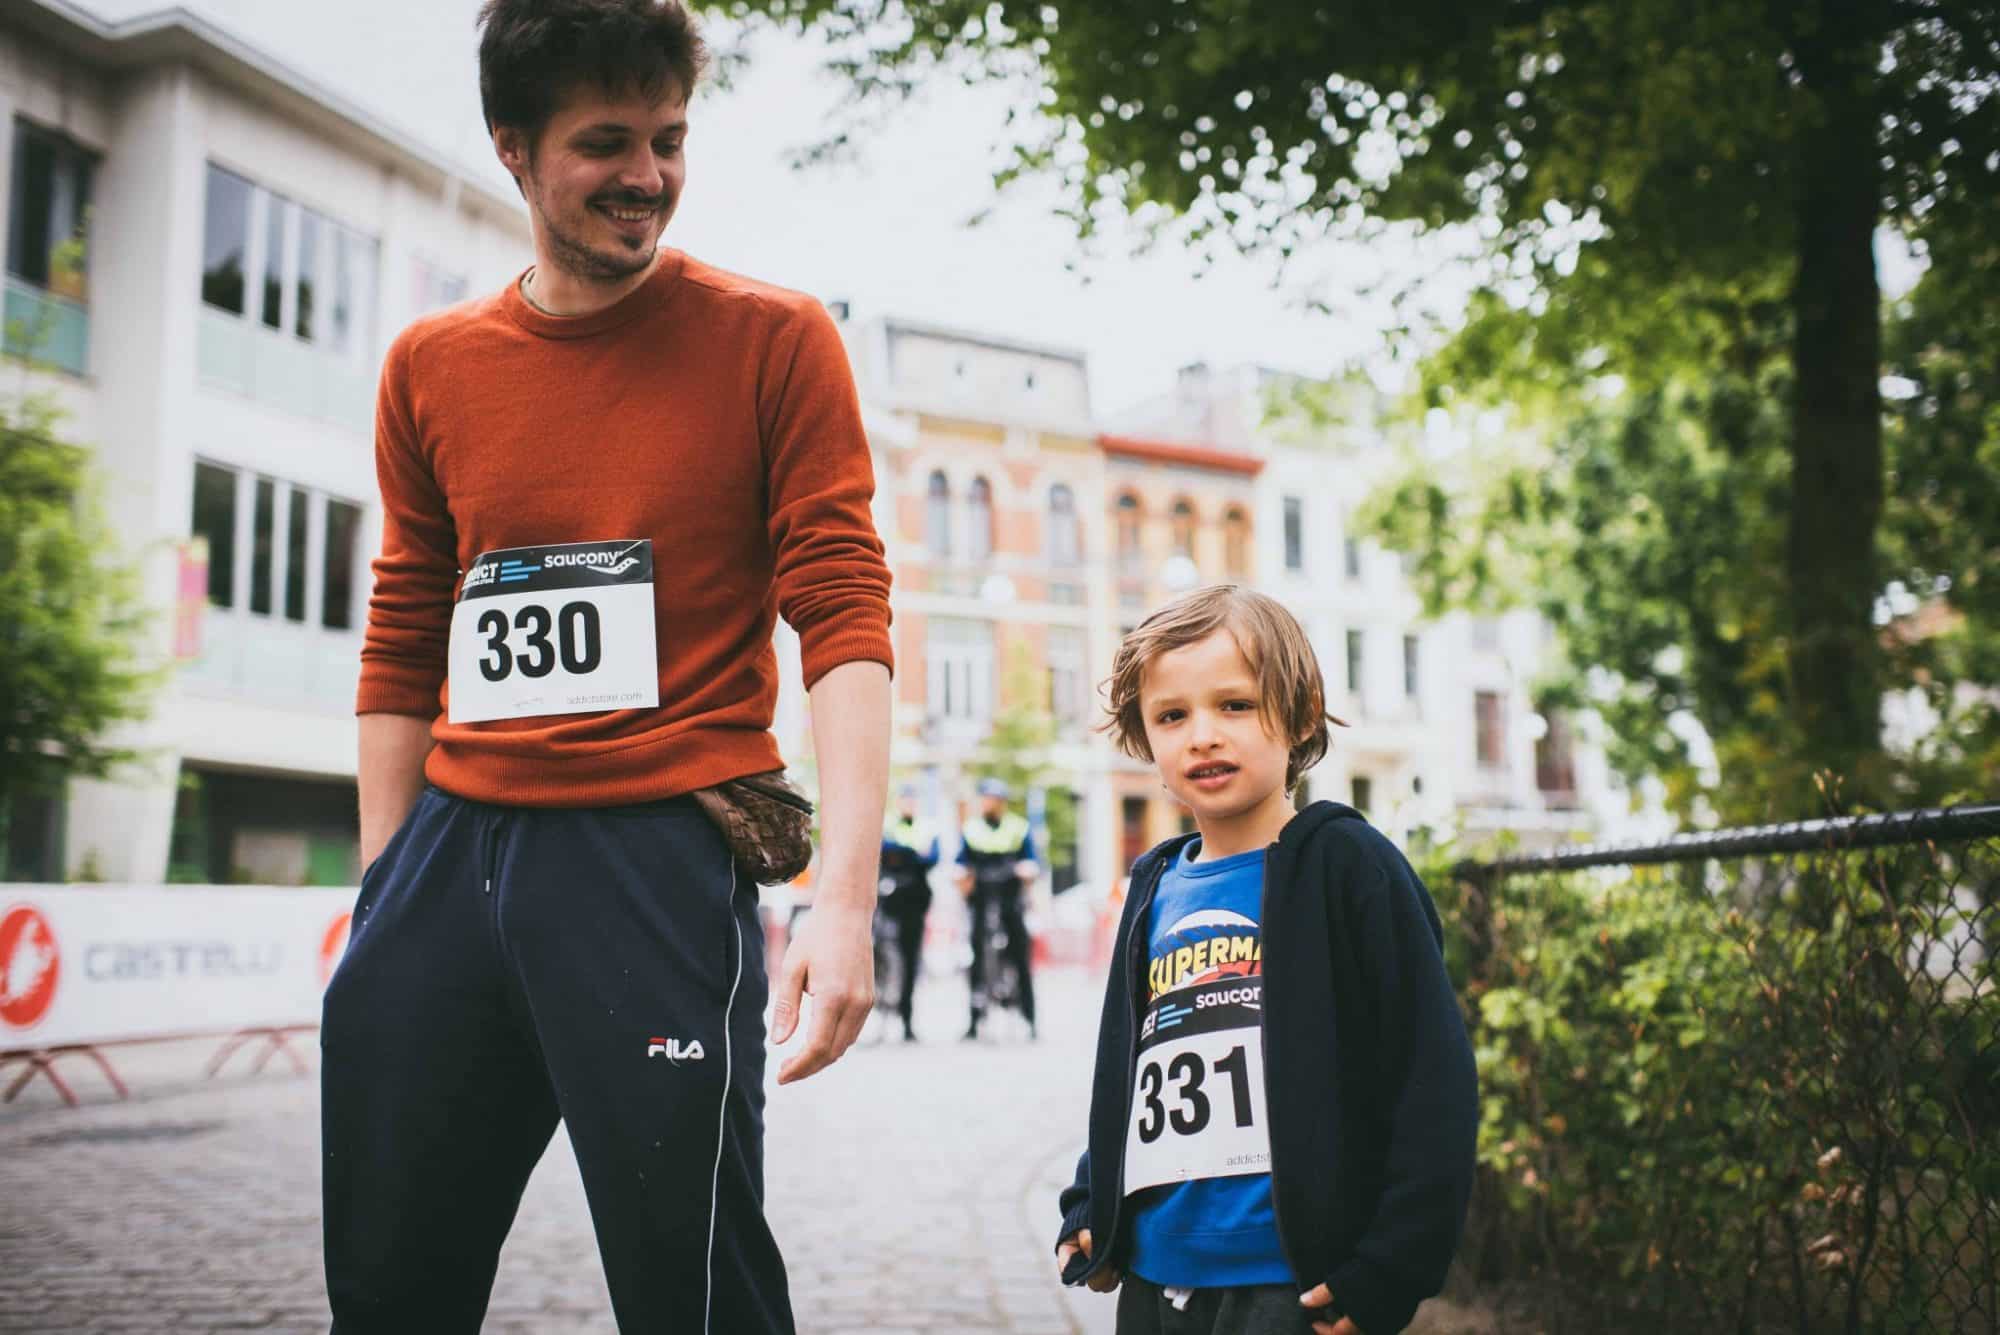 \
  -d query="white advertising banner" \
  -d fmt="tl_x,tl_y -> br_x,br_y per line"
0,885 -> 357,1050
